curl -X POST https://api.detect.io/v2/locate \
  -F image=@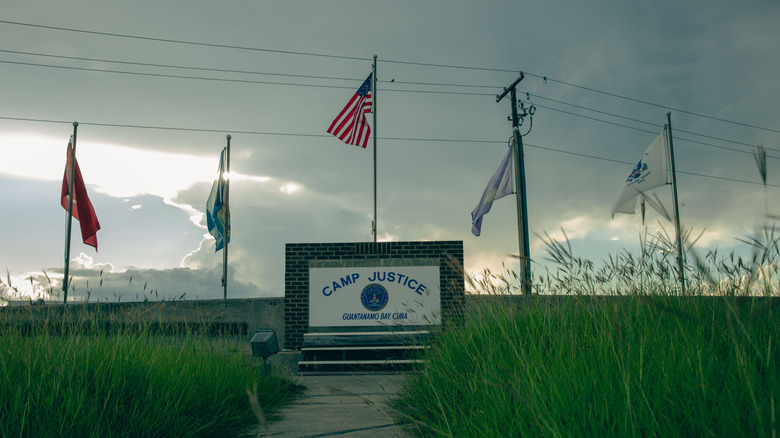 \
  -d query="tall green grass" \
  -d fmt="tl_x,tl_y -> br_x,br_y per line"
398,158 -> 780,437
394,223 -> 780,437
0,306 -> 299,437
395,294 -> 778,437
469,220 -> 780,298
